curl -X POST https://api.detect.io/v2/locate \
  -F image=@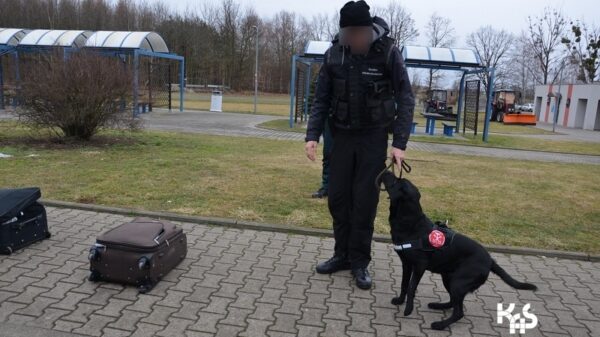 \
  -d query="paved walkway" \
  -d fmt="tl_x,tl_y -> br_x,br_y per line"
1,108 -> 599,164
527,122 -> 600,143
140,110 -> 600,165
0,207 -> 598,336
